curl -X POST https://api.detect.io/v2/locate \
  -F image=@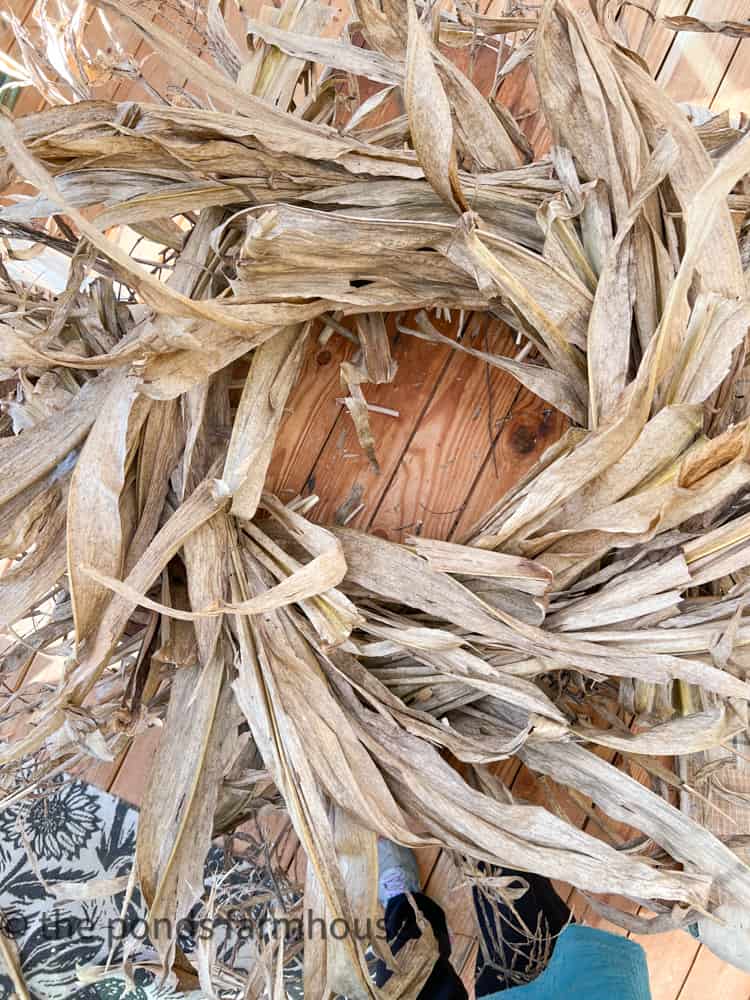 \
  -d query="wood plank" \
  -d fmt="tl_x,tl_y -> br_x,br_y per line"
618,0 -> 692,76
423,849 -> 478,981
415,846 -> 442,889
677,943 -> 750,1000
110,9 -> 198,106
658,0 -> 745,106
630,922 -> 701,1000
81,4 -> 151,105
266,329 -> 353,500
711,37 -> 750,113
298,320 -> 454,530
368,324 -> 521,541
107,724 -> 162,806
292,35 -> 540,534
453,387 -> 567,542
